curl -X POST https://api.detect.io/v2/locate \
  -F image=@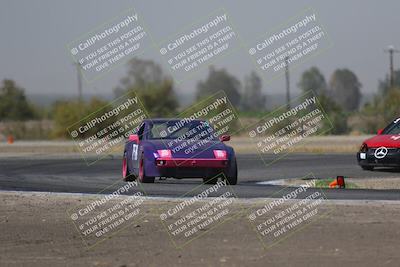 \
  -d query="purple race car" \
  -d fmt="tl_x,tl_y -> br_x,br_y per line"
122,119 -> 237,185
